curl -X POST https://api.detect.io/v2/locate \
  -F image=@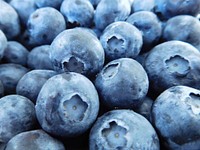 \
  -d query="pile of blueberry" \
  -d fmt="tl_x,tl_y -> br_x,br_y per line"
0,0 -> 200,149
